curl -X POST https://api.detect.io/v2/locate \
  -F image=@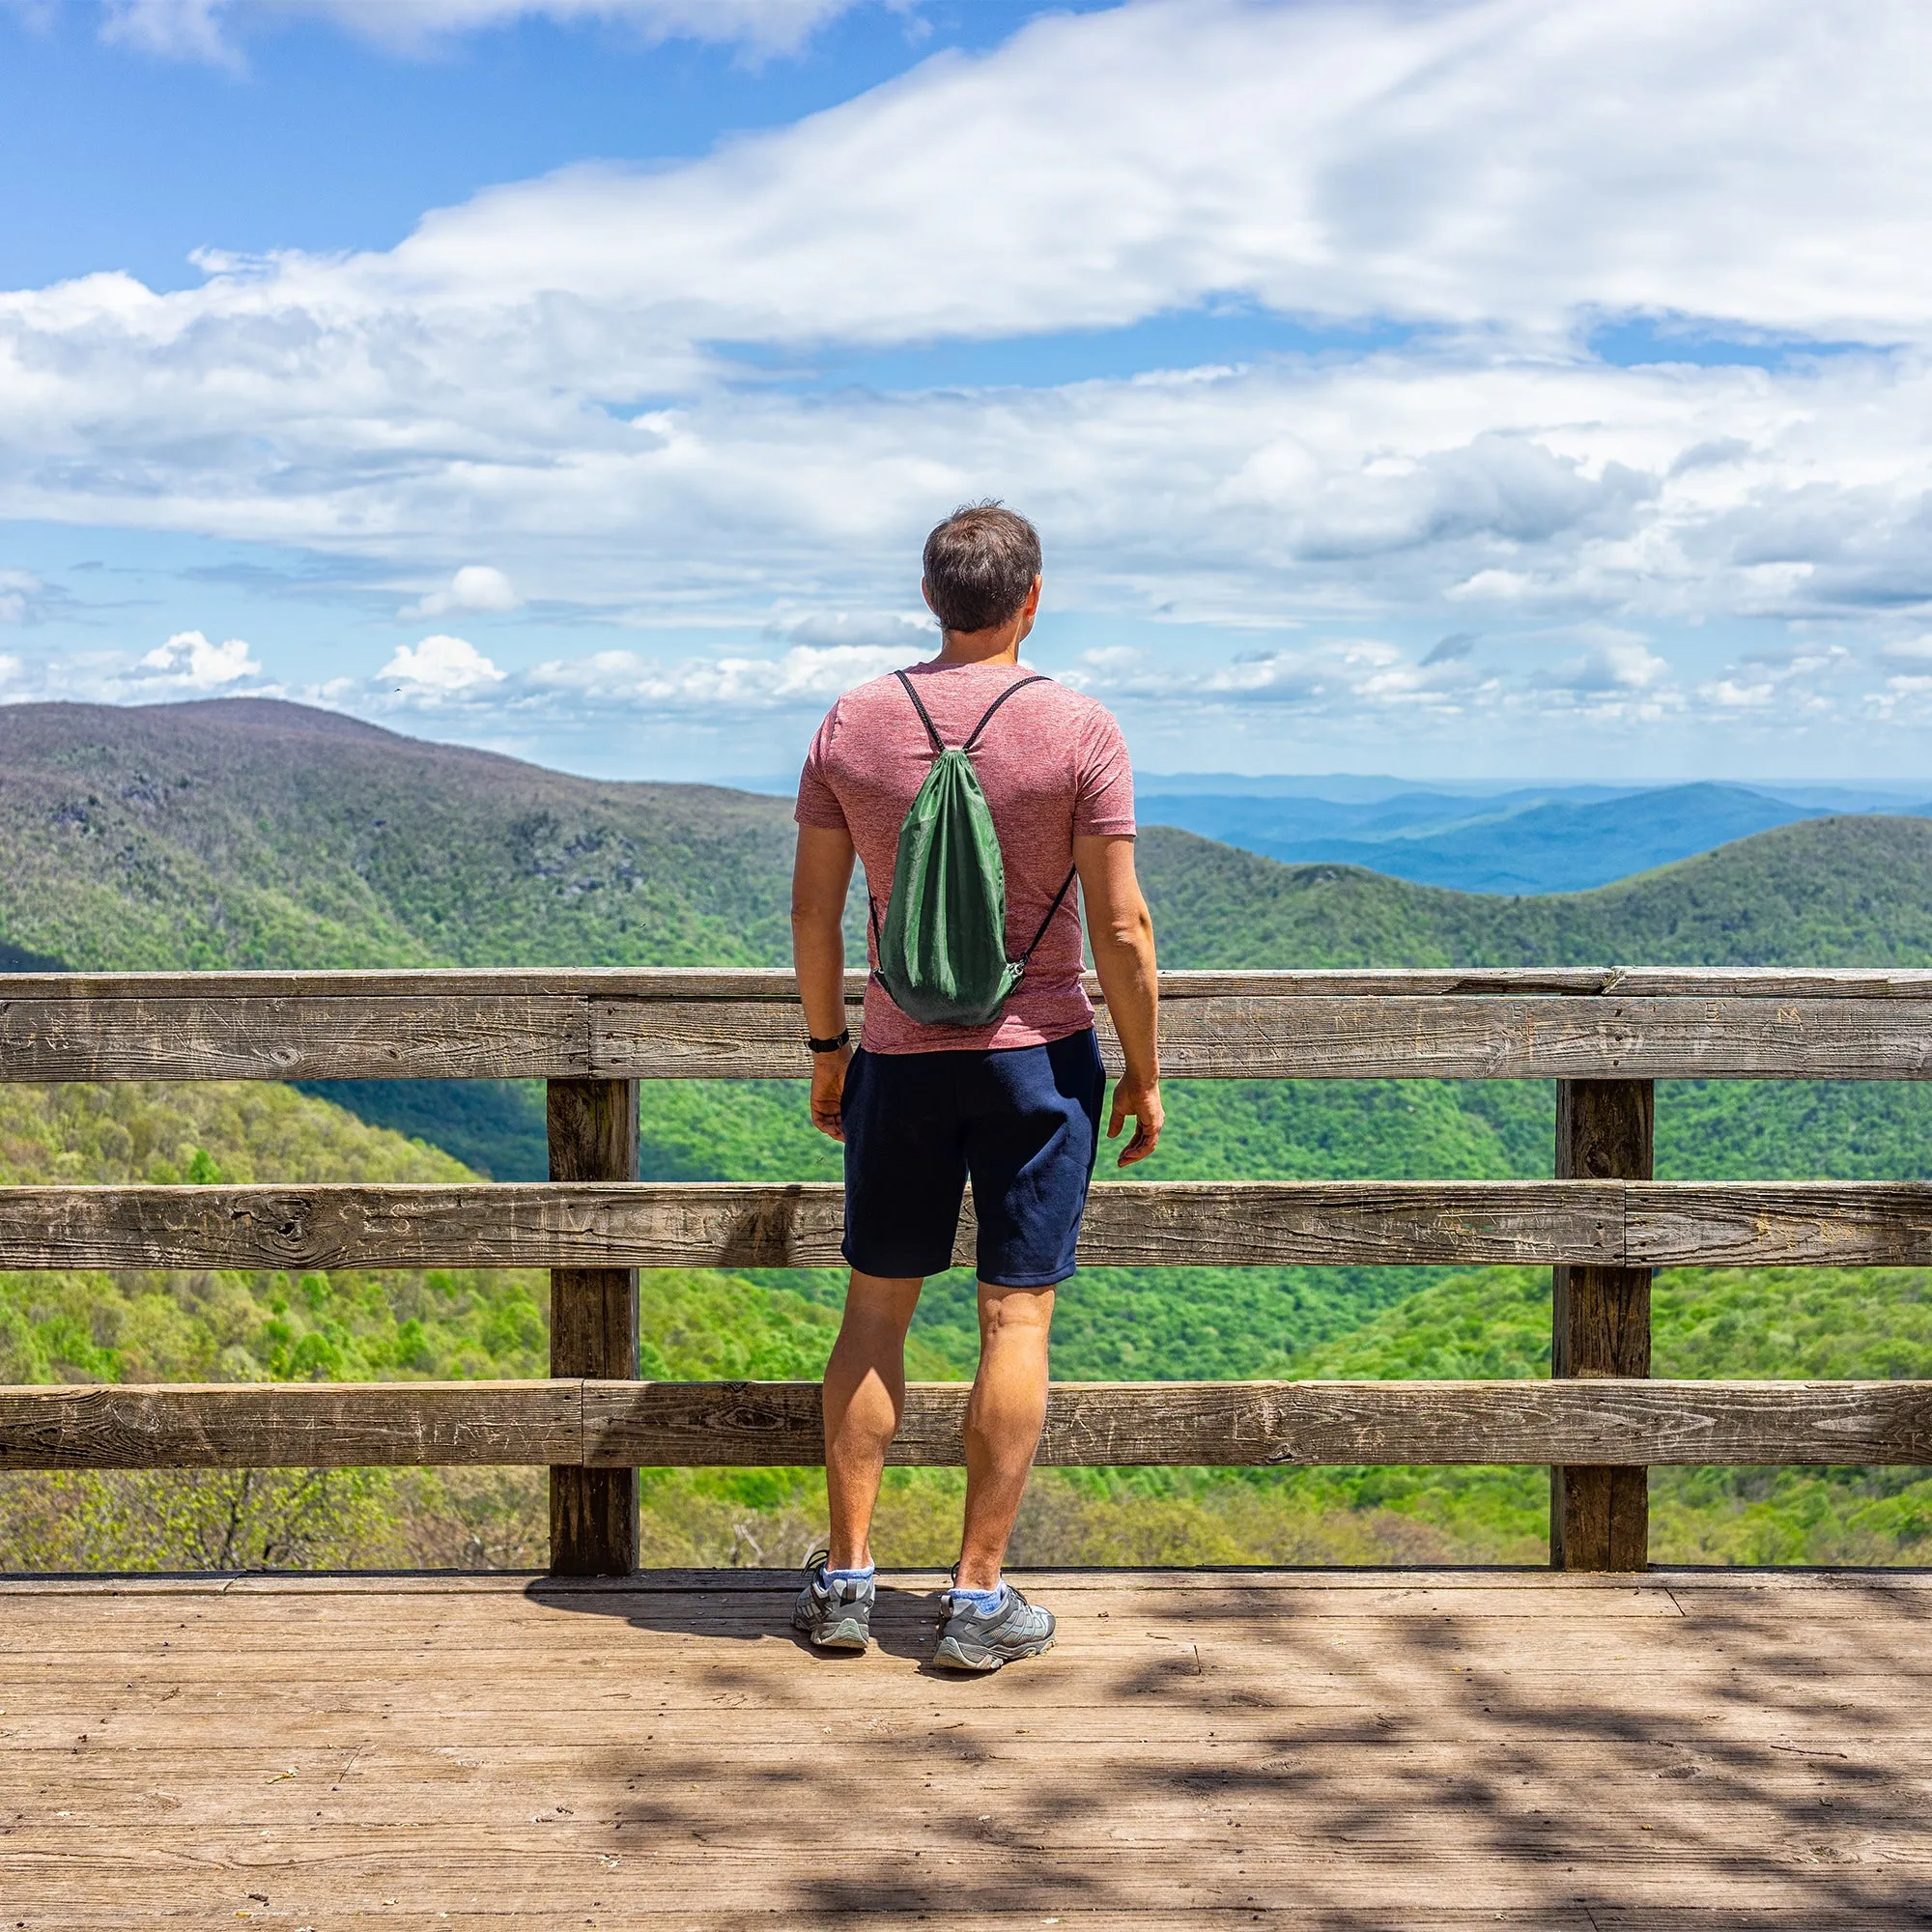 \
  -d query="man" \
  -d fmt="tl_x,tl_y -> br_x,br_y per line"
788,501 -> 1162,1671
